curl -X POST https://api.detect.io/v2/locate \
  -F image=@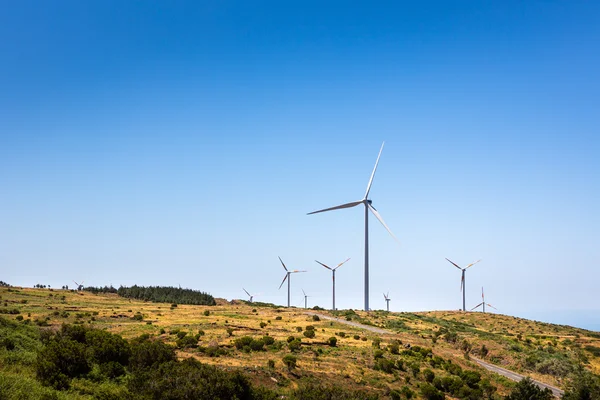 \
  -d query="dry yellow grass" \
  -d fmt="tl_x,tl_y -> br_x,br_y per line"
2,286 -> 599,397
